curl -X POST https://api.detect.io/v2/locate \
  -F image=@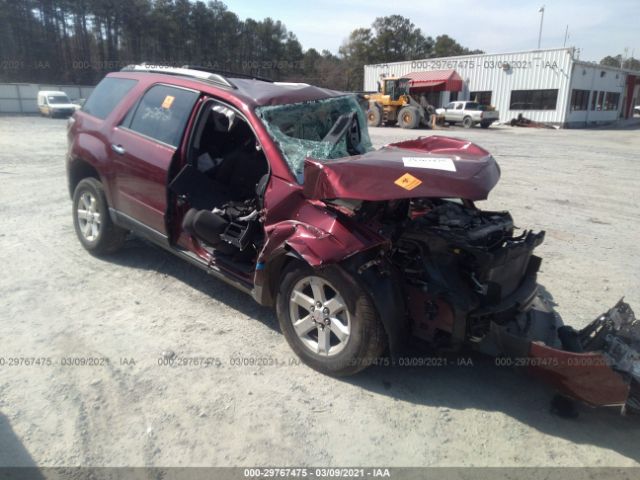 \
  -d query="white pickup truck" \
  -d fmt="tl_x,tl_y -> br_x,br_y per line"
436,101 -> 499,129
